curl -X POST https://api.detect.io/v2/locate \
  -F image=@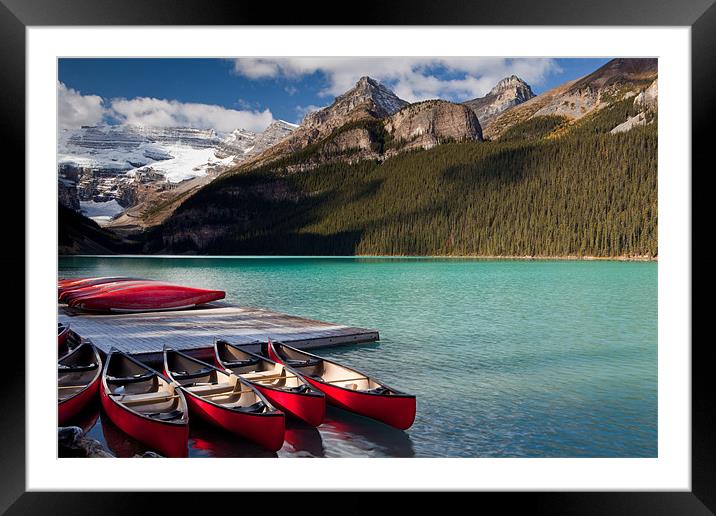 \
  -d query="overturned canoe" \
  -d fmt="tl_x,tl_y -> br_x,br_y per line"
62,280 -> 165,304
215,339 -> 325,427
69,283 -> 226,313
268,340 -> 416,430
58,277 -> 142,299
165,348 -> 285,451
101,350 -> 189,457
58,342 -> 102,425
